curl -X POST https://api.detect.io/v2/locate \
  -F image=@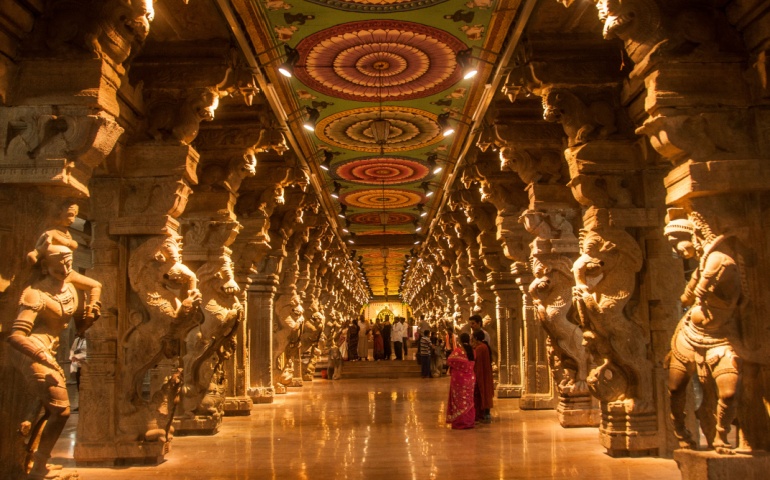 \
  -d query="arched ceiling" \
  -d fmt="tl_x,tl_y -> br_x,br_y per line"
239,0 -> 519,300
